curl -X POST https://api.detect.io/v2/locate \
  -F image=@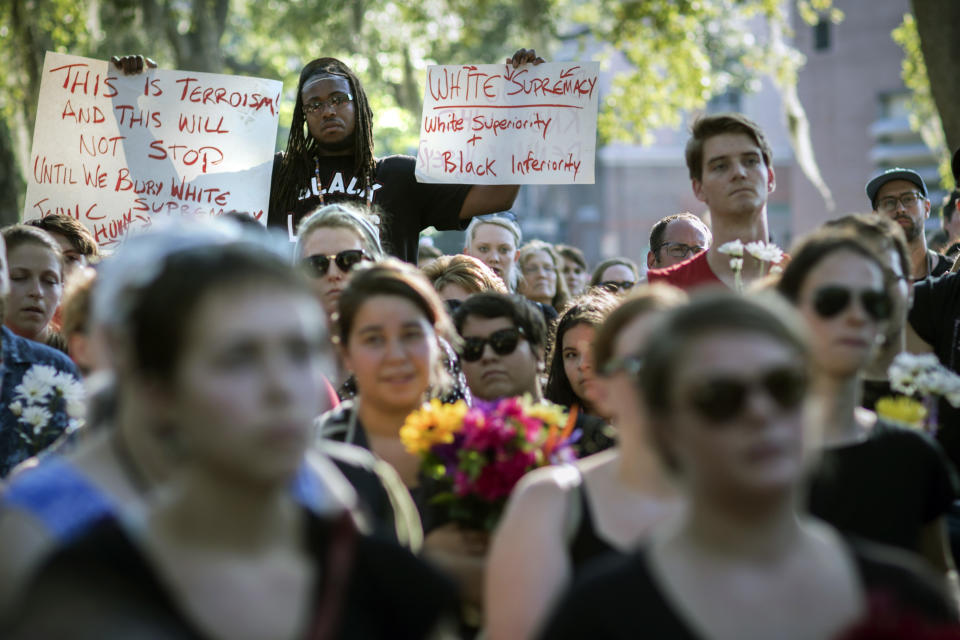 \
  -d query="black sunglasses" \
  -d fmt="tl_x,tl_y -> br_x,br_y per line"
300,249 -> 369,277
687,367 -> 807,424
459,327 -> 524,362
600,280 -> 636,293
812,286 -> 891,321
